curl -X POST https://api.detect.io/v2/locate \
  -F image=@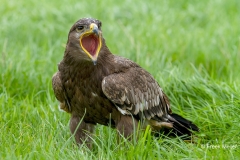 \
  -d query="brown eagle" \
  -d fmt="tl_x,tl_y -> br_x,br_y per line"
52,18 -> 199,146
